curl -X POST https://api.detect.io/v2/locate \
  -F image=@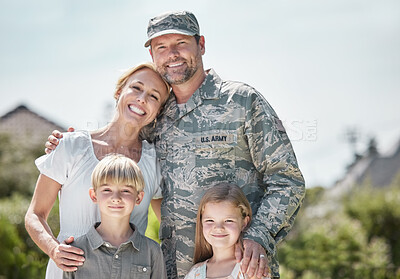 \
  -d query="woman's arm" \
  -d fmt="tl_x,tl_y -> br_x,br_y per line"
150,198 -> 162,223
25,174 -> 85,271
